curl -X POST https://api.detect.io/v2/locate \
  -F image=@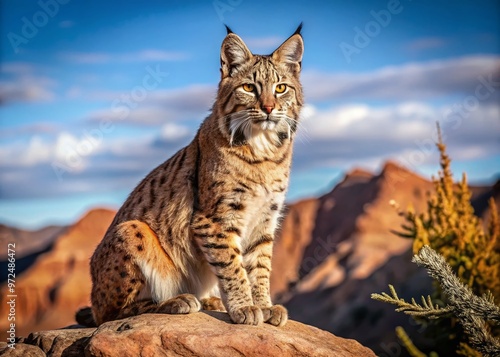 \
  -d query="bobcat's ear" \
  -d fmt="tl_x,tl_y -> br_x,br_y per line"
220,33 -> 253,78
272,24 -> 304,74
